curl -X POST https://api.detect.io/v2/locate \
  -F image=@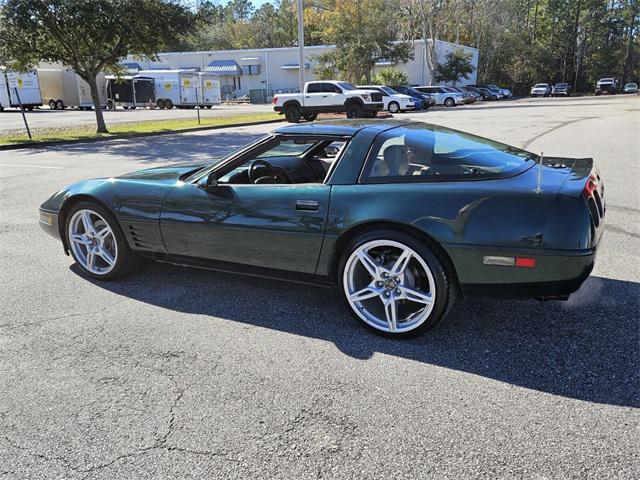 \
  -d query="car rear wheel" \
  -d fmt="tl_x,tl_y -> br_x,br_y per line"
284,104 -> 302,123
65,202 -> 137,281
444,97 -> 455,107
339,229 -> 454,337
388,101 -> 400,113
157,99 -> 166,109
